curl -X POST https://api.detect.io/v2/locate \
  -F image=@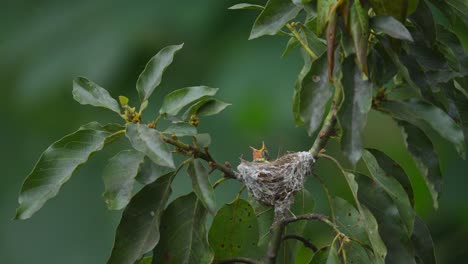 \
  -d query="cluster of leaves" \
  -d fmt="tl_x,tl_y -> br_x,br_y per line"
228,0 -> 467,263
15,0 -> 467,264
